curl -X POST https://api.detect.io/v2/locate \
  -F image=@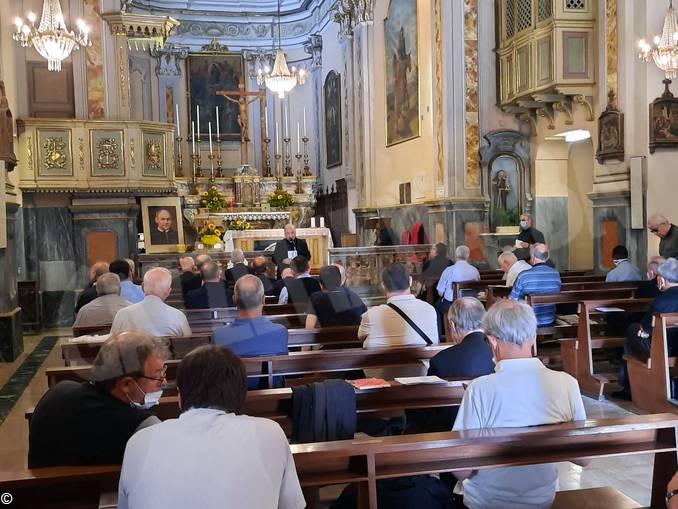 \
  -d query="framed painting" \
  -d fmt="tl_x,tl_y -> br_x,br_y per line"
649,80 -> 678,153
89,129 -> 124,176
324,70 -> 342,168
187,52 -> 244,141
384,0 -> 420,146
596,98 -> 624,164
141,197 -> 185,254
